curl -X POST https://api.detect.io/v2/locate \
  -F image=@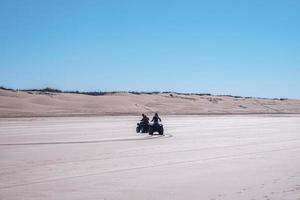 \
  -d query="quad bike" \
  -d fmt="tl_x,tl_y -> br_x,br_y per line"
136,122 -> 150,133
149,123 -> 164,135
